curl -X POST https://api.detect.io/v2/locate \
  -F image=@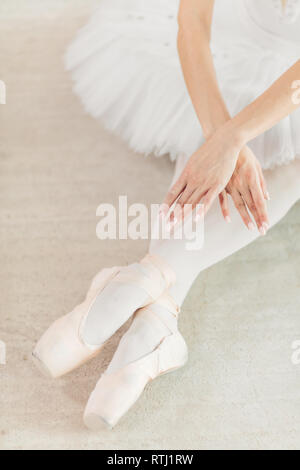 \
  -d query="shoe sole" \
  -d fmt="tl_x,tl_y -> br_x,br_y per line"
84,412 -> 113,431
32,351 -> 55,378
